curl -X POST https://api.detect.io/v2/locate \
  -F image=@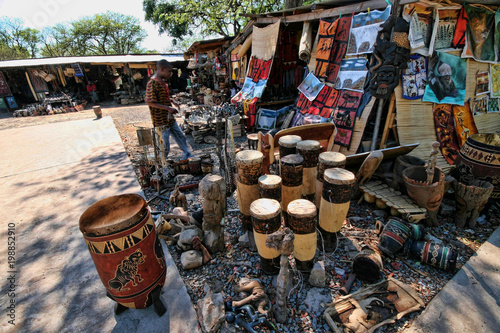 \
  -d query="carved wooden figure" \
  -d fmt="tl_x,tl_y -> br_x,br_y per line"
257,132 -> 274,174
452,178 -> 493,228
199,174 -> 226,253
